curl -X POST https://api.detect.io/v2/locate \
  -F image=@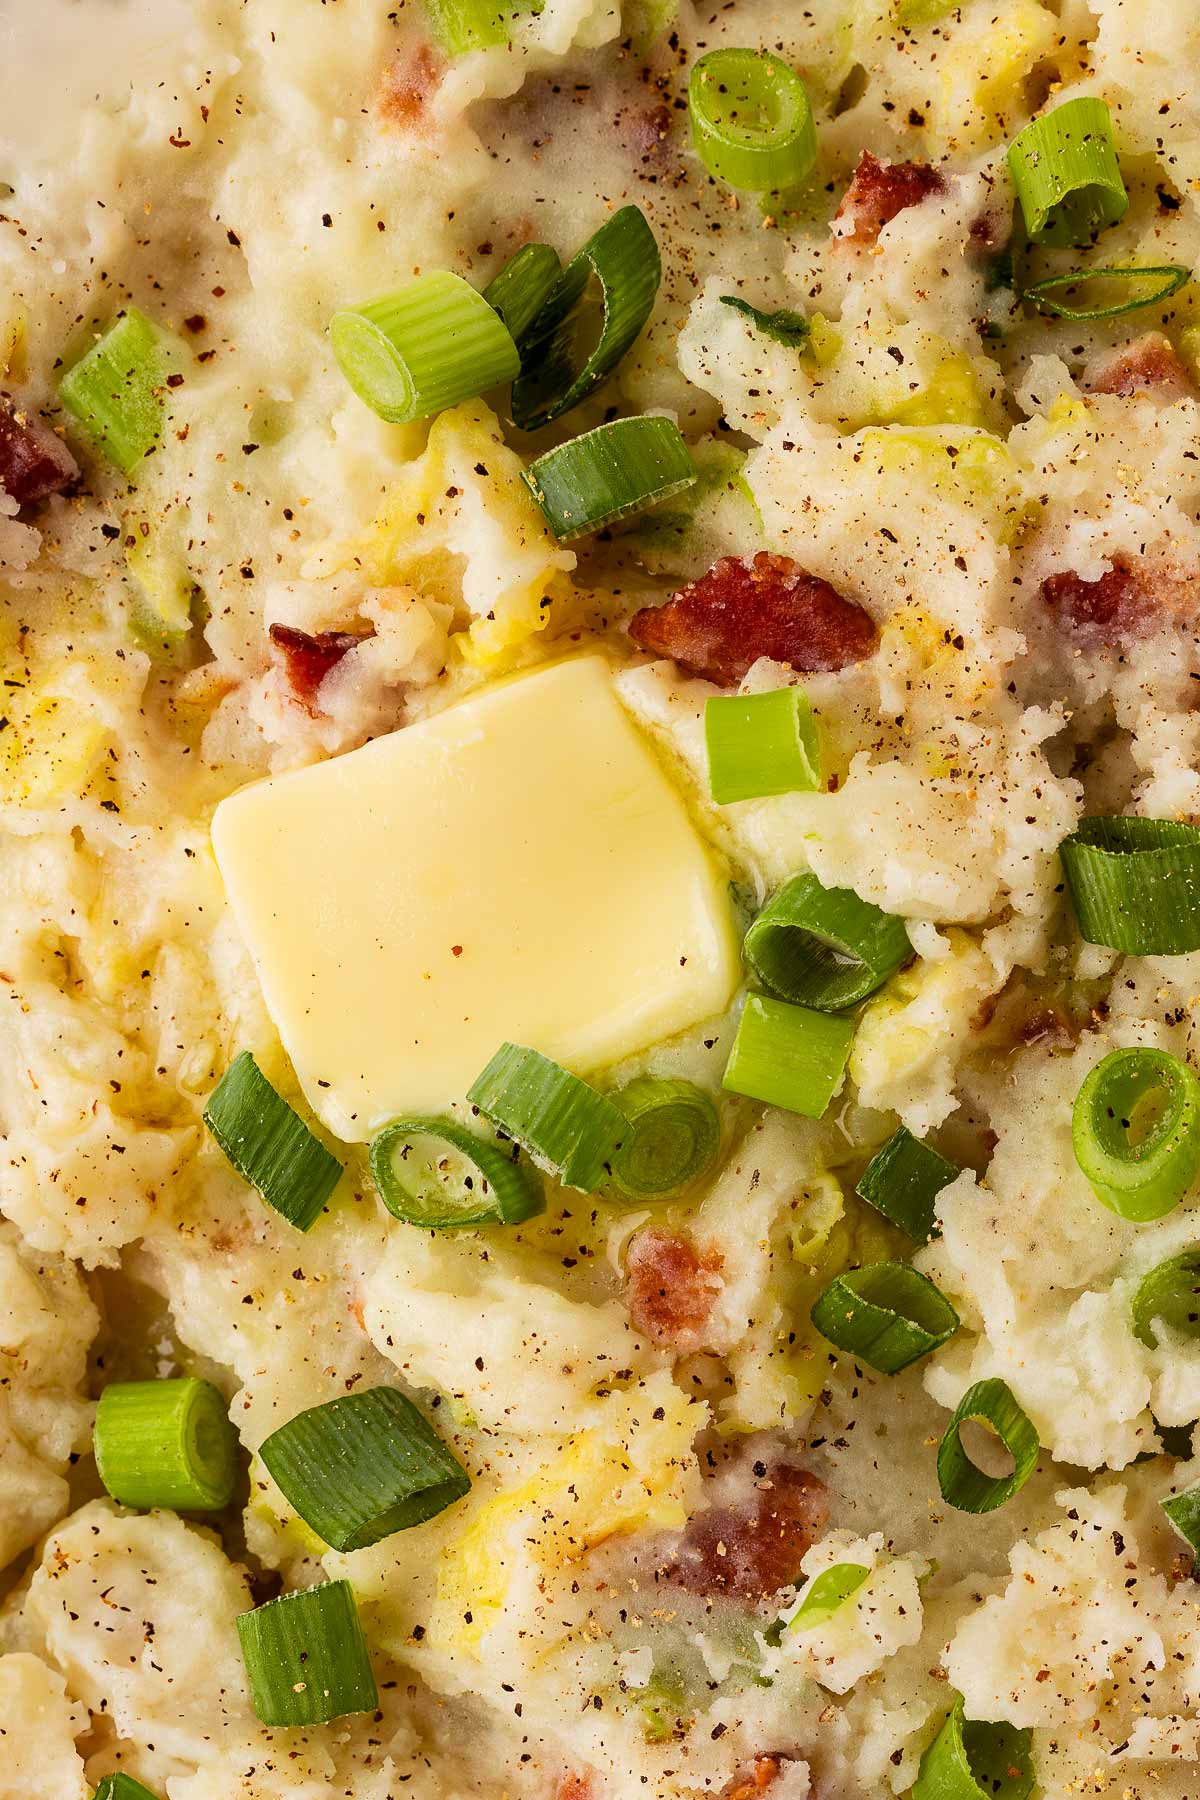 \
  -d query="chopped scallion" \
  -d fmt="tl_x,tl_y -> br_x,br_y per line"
237,1579 -> 377,1727
204,1051 -> 343,1233
94,1378 -> 238,1513
483,243 -> 562,344
810,1261 -> 959,1374
93,1779 -> 162,1800
1007,97 -> 1127,245
1130,1248 -> 1200,1348
423,0 -> 540,53
1162,1481 -> 1200,1554
1060,815 -> 1200,955
856,1127 -> 958,1242
937,1378 -> 1039,1515
722,993 -> 854,1119
369,1114 -> 543,1229
468,1043 -> 626,1192
719,295 -> 810,346
524,416 -> 696,541
59,308 -> 173,475
1022,263 -> 1189,321
688,49 -> 816,194
704,688 -> 820,805
331,270 -> 520,425
608,1077 -> 720,1198
260,1386 -> 470,1550
786,1561 -> 870,1631
1072,1047 -> 1200,1222
912,1696 -> 1034,1800
743,873 -> 912,1011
